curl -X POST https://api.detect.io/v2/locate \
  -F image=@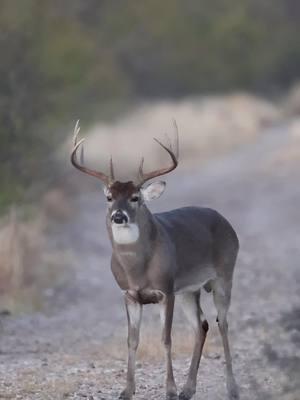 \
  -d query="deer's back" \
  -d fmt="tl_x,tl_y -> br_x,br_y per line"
154,207 -> 239,291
